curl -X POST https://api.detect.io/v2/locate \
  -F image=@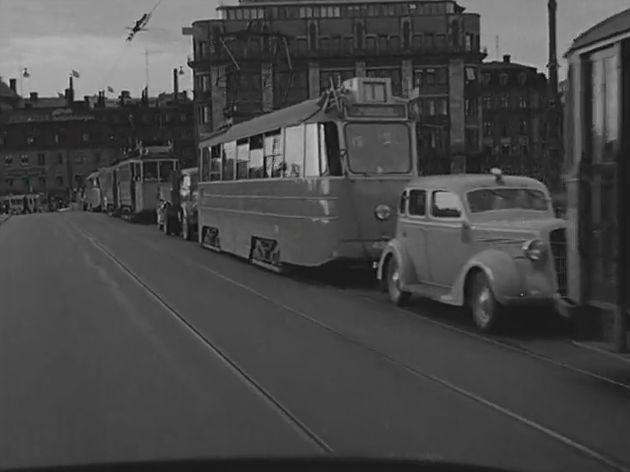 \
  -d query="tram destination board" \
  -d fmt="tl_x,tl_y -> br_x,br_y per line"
345,104 -> 407,119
